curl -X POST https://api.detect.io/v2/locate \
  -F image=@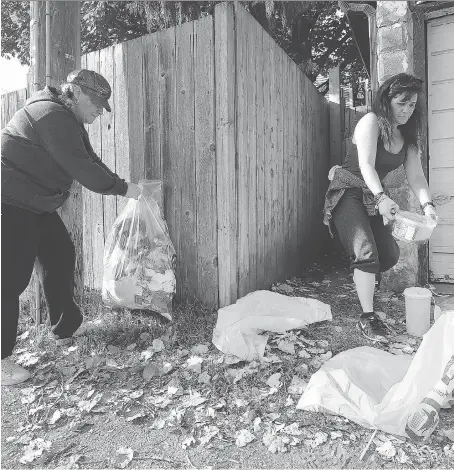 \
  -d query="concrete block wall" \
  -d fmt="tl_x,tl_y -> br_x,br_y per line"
376,1 -> 426,291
